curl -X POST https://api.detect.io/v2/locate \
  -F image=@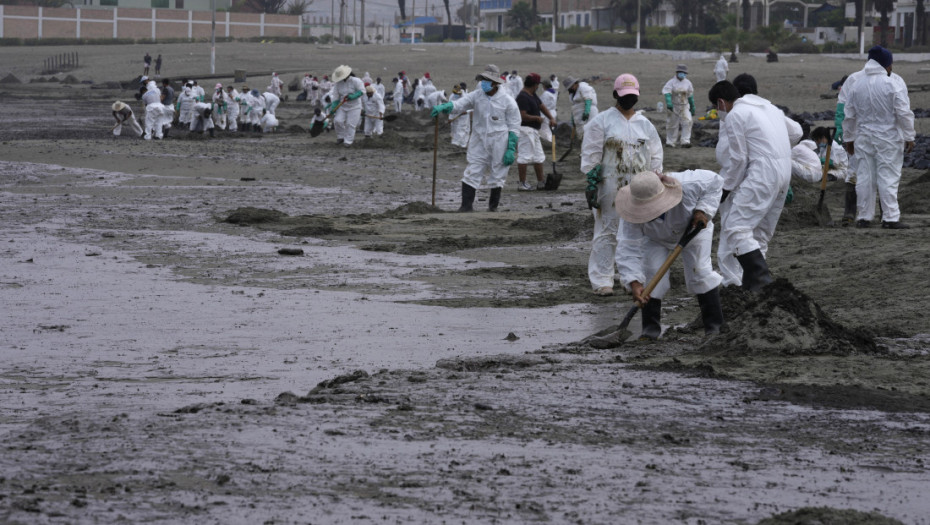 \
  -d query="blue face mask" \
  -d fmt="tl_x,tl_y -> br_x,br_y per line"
480,80 -> 494,94
677,72 -> 686,80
